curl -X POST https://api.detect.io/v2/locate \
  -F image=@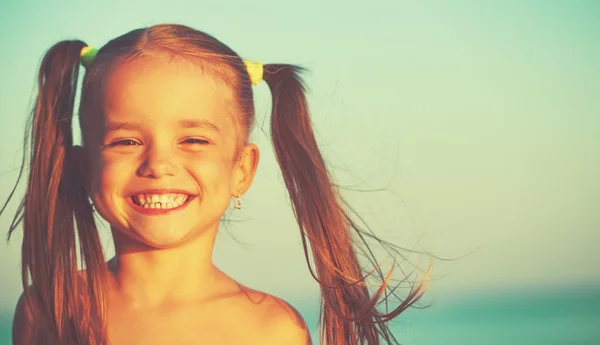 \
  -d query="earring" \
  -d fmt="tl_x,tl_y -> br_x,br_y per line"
233,193 -> 242,209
